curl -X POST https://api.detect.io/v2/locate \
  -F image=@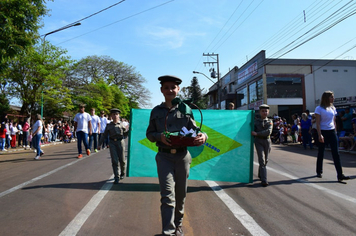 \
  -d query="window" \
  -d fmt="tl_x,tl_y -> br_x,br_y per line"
229,83 -> 233,93
332,69 -> 338,72
237,87 -> 247,107
323,69 -> 327,72
248,79 -> 263,103
267,76 -> 302,98
344,70 -> 348,72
